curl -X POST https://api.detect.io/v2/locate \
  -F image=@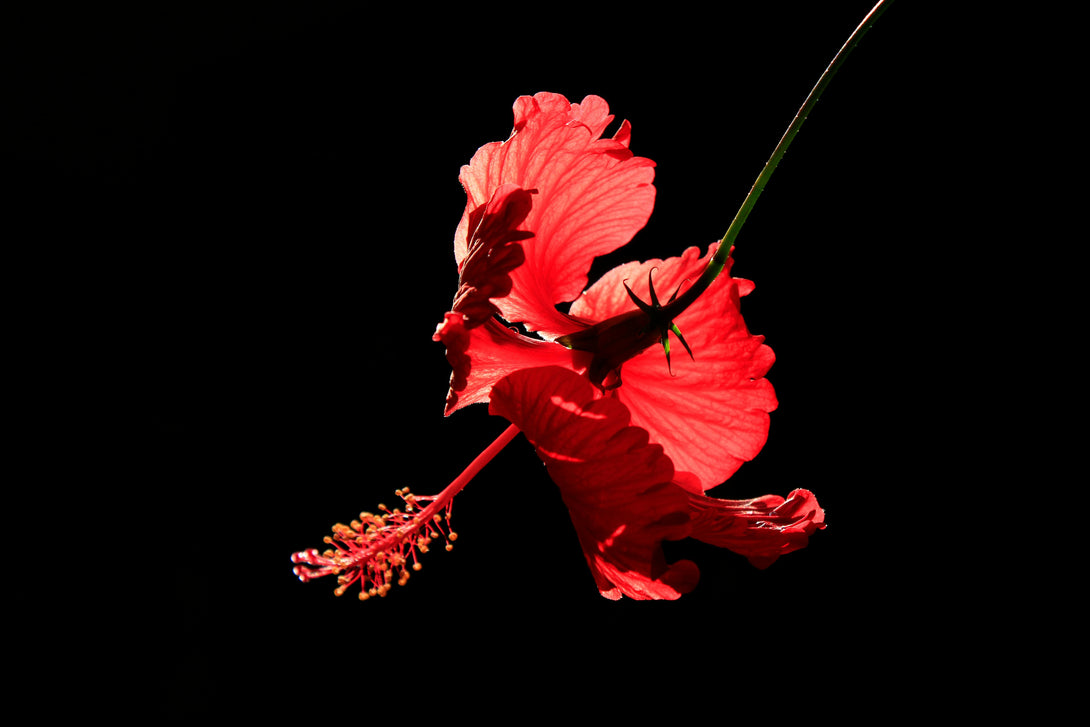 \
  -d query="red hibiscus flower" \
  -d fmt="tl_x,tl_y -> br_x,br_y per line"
293,0 -> 898,603
294,92 -> 825,601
